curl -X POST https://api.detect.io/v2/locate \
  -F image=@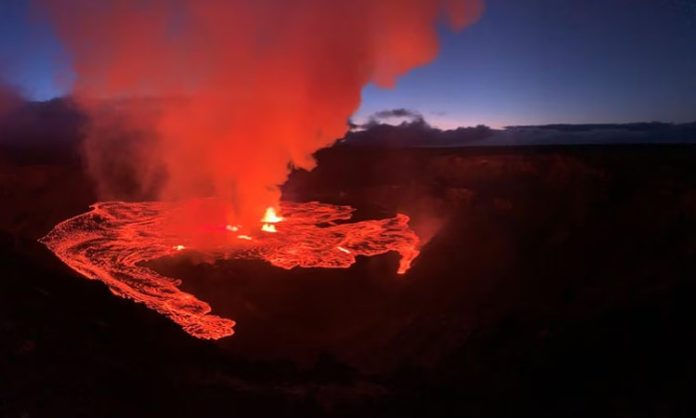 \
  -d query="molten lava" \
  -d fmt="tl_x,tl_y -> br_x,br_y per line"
261,207 -> 284,224
40,201 -> 420,339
